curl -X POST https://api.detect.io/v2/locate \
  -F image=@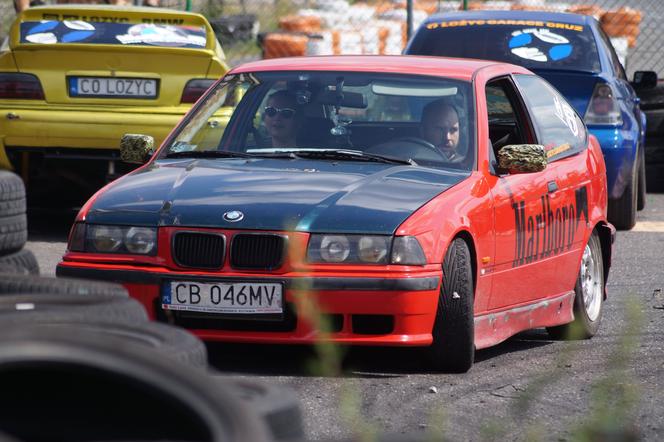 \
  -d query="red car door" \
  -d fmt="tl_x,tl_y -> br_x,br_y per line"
512,74 -> 594,297
483,77 -> 561,310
